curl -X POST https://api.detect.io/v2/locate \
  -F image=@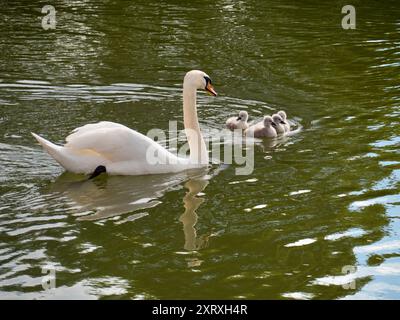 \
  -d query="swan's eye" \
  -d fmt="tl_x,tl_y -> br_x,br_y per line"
204,76 -> 212,86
